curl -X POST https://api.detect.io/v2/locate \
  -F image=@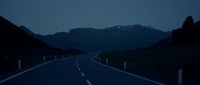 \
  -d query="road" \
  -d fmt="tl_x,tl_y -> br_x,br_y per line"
0,52 -> 163,85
